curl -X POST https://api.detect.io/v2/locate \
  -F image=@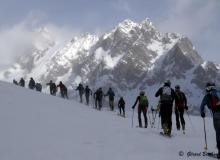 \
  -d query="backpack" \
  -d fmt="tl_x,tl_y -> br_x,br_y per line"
139,95 -> 148,107
108,90 -> 115,100
85,88 -> 90,95
160,86 -> 172,102
209,90 -> 220,108
119,98 -> 125,107
36,83 -> 42,92
175,91 -> 185,107
96,90 -> 103,100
